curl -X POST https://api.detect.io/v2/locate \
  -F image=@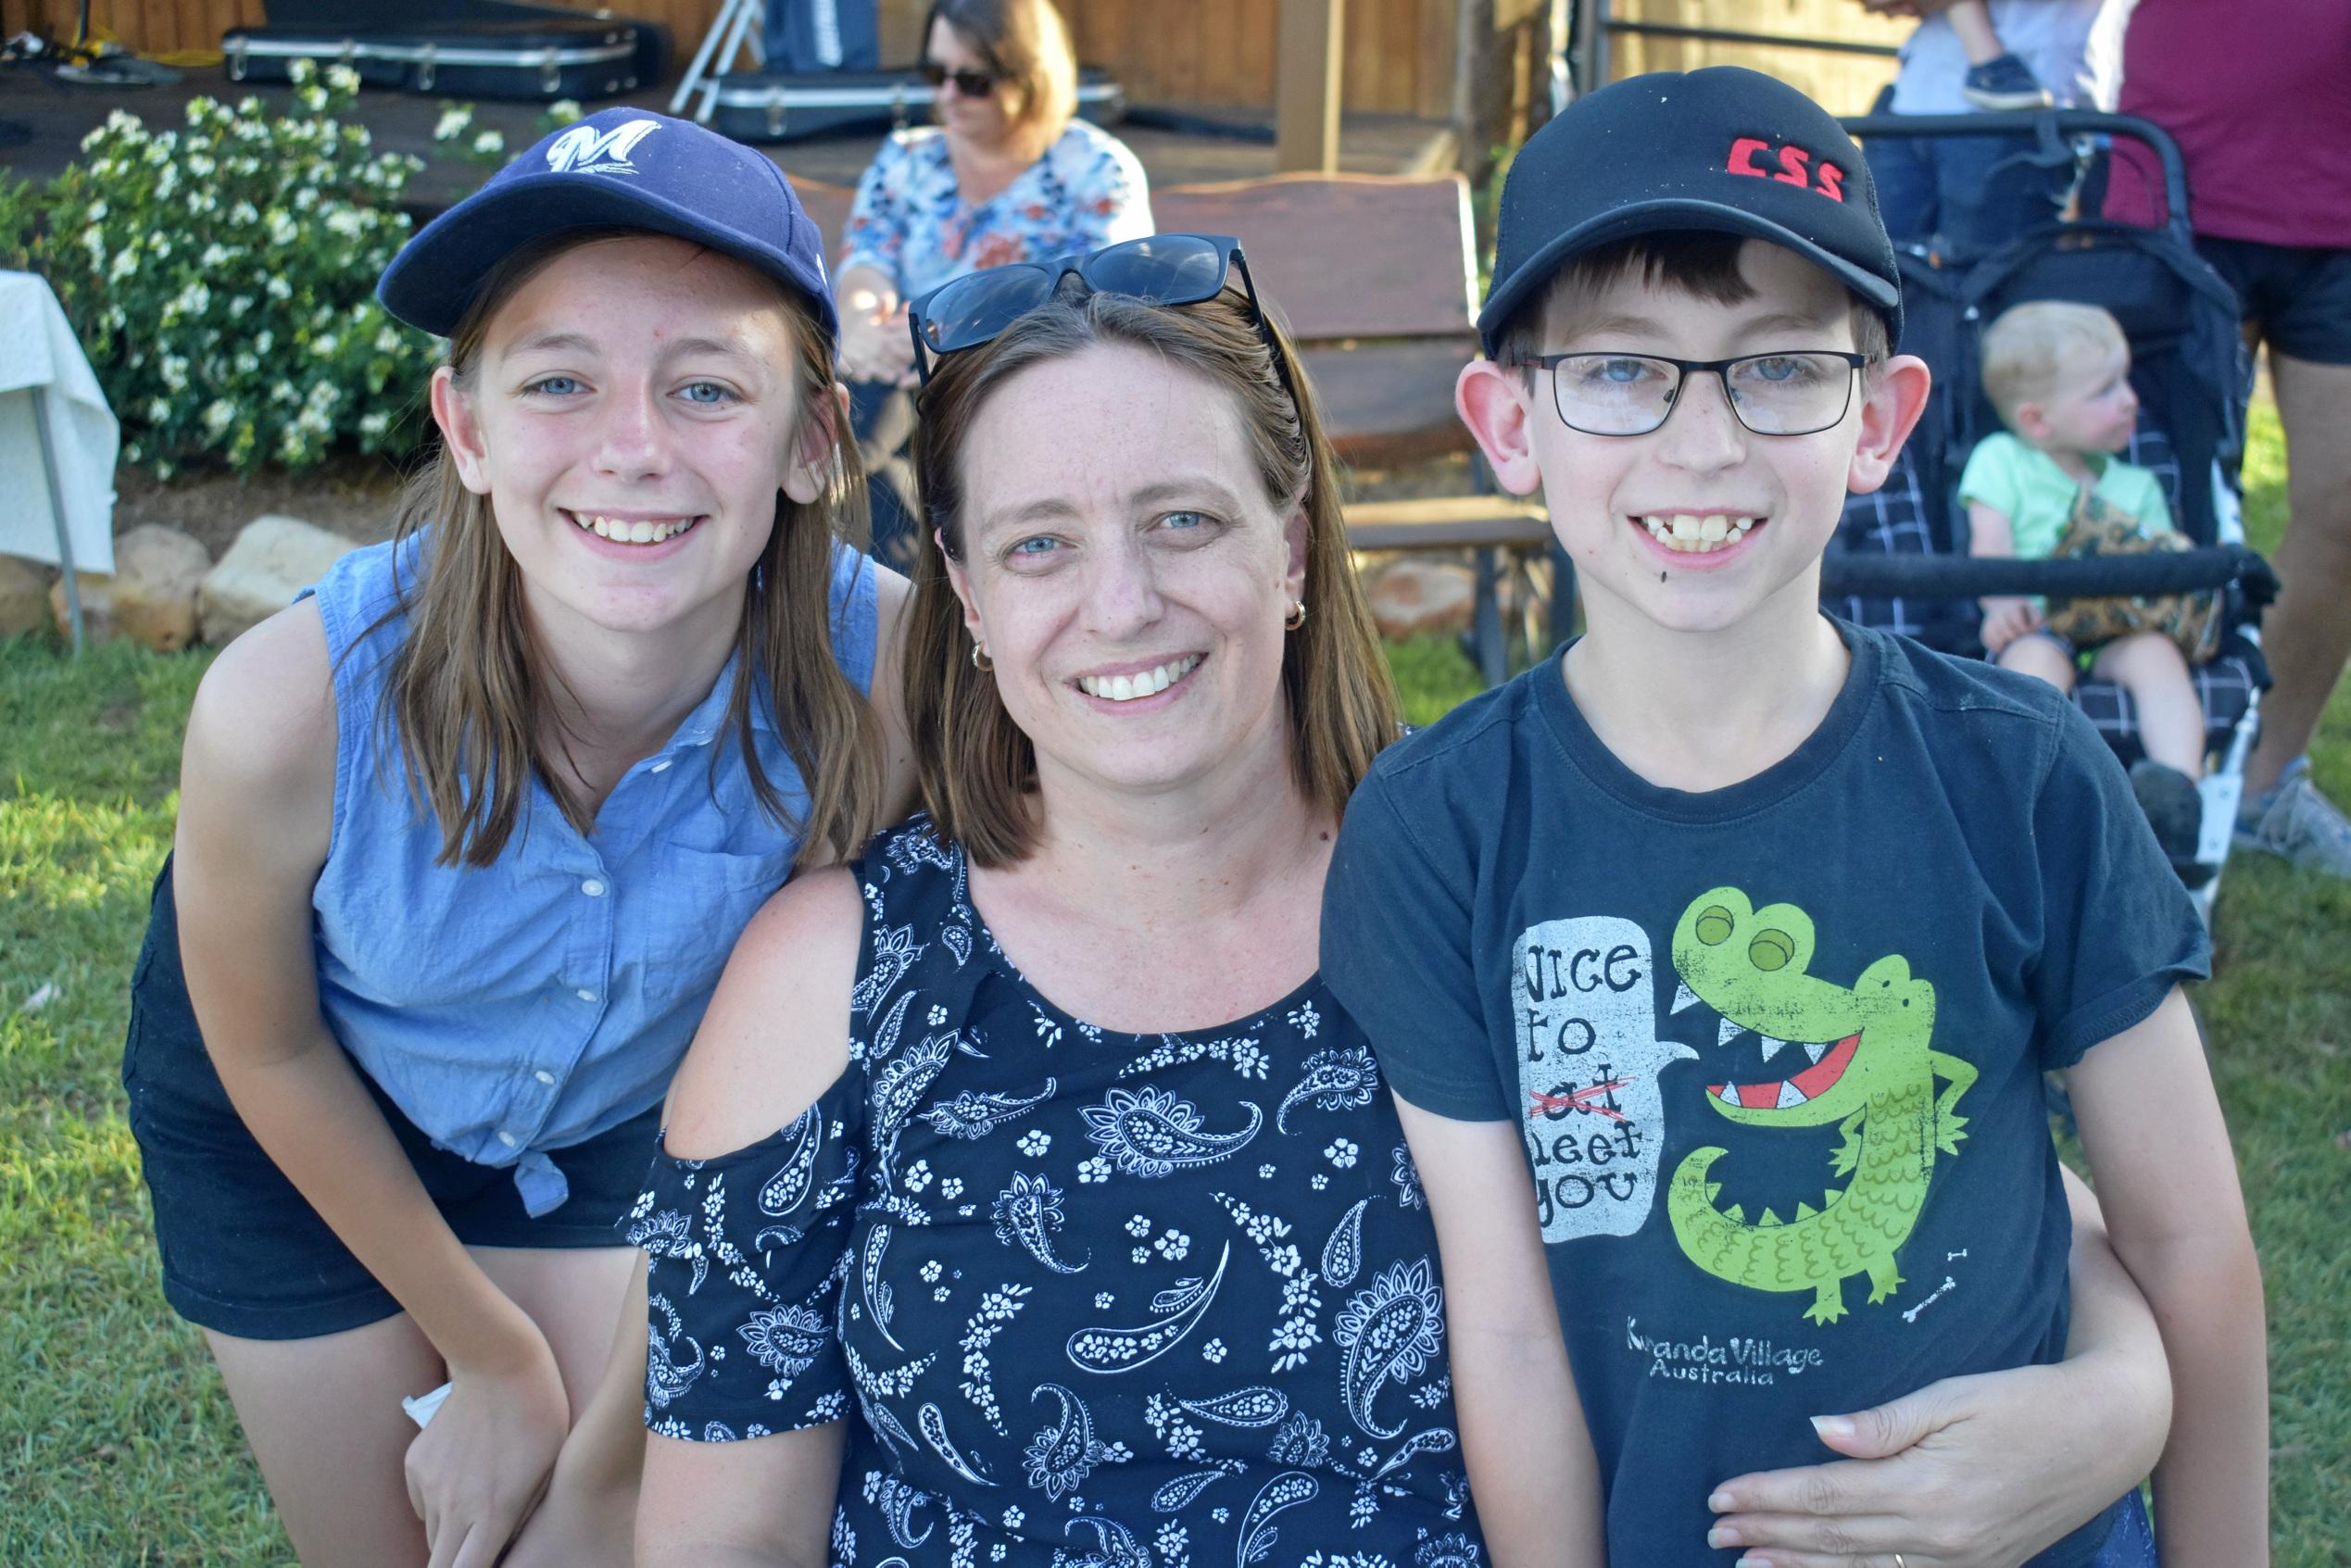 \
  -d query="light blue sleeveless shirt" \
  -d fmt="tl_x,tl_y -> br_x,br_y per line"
301,532 -> 879,1215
